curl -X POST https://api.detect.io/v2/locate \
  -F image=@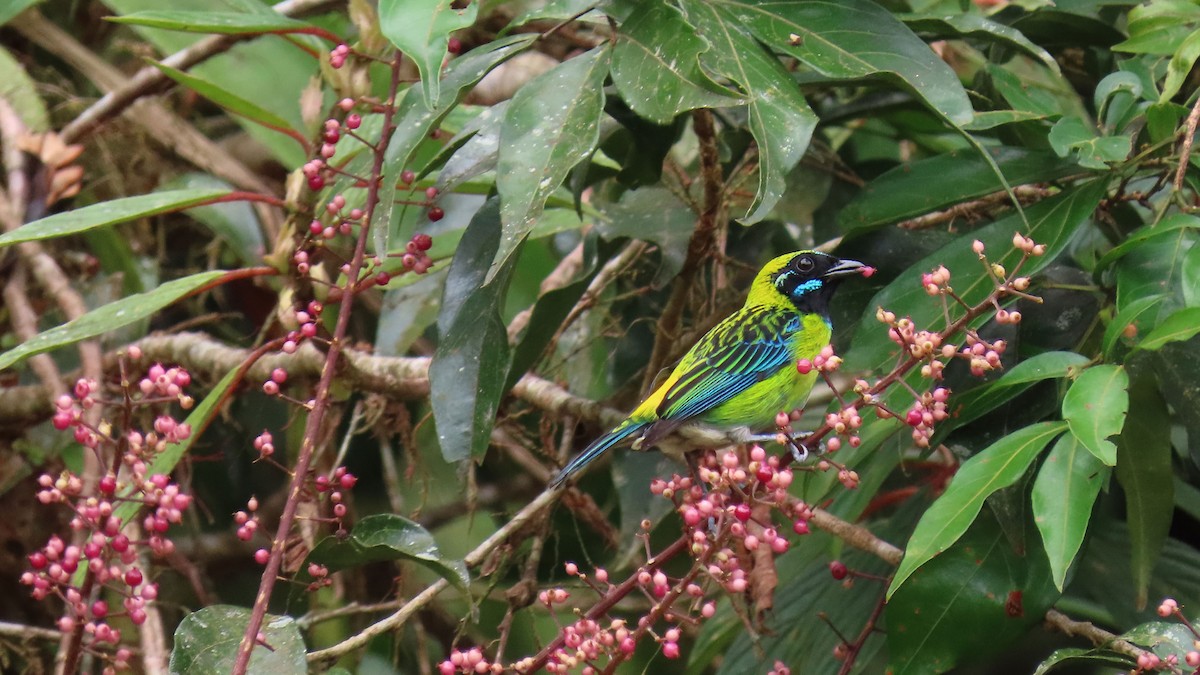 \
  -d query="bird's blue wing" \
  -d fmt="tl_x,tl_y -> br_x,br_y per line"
656,308 -> 801,421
